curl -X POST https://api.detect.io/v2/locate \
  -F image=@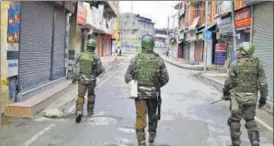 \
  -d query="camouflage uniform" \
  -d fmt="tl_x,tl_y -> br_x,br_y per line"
125,35 -> 169,146
72,39 -> 105,123
223,42 -> 268,146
